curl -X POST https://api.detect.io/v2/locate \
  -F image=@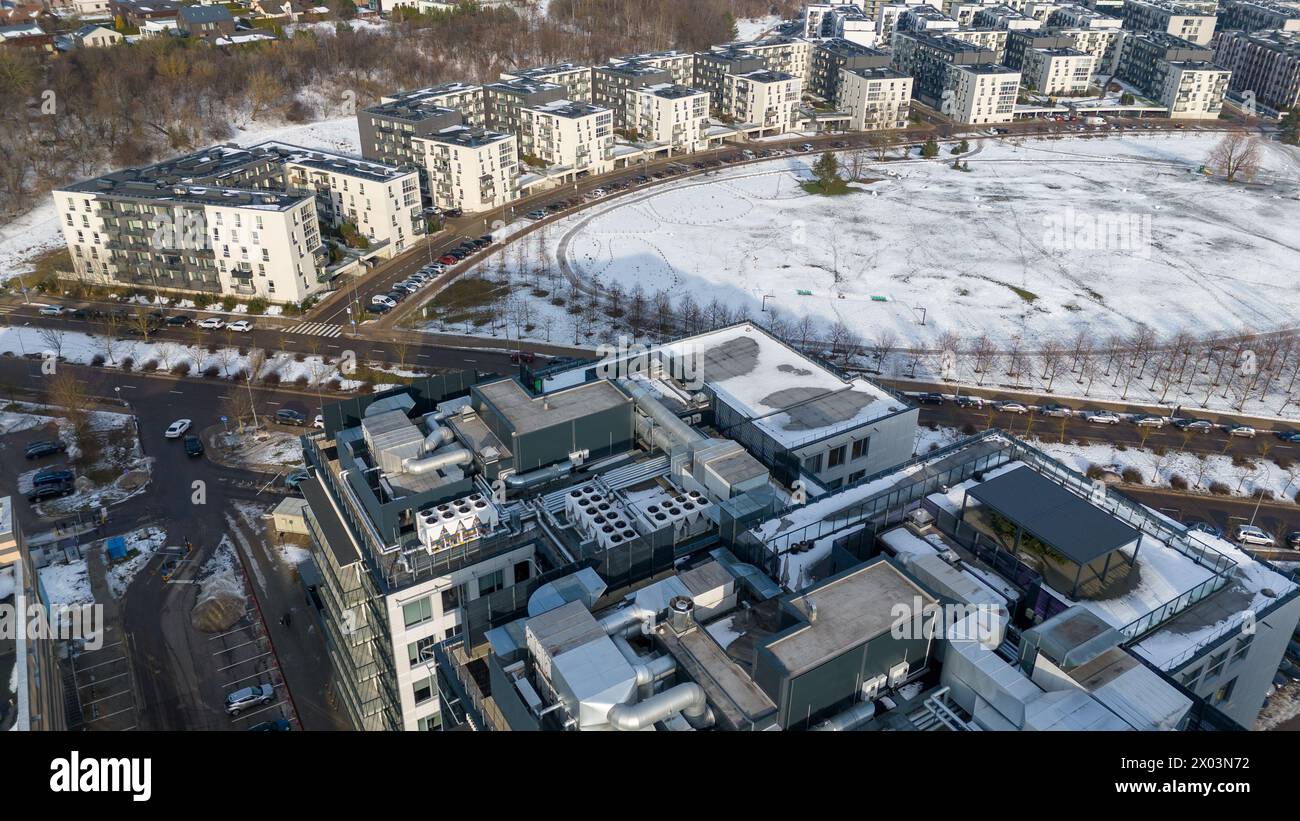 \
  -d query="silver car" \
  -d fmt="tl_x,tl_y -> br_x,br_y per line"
225,684 -> 275,716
